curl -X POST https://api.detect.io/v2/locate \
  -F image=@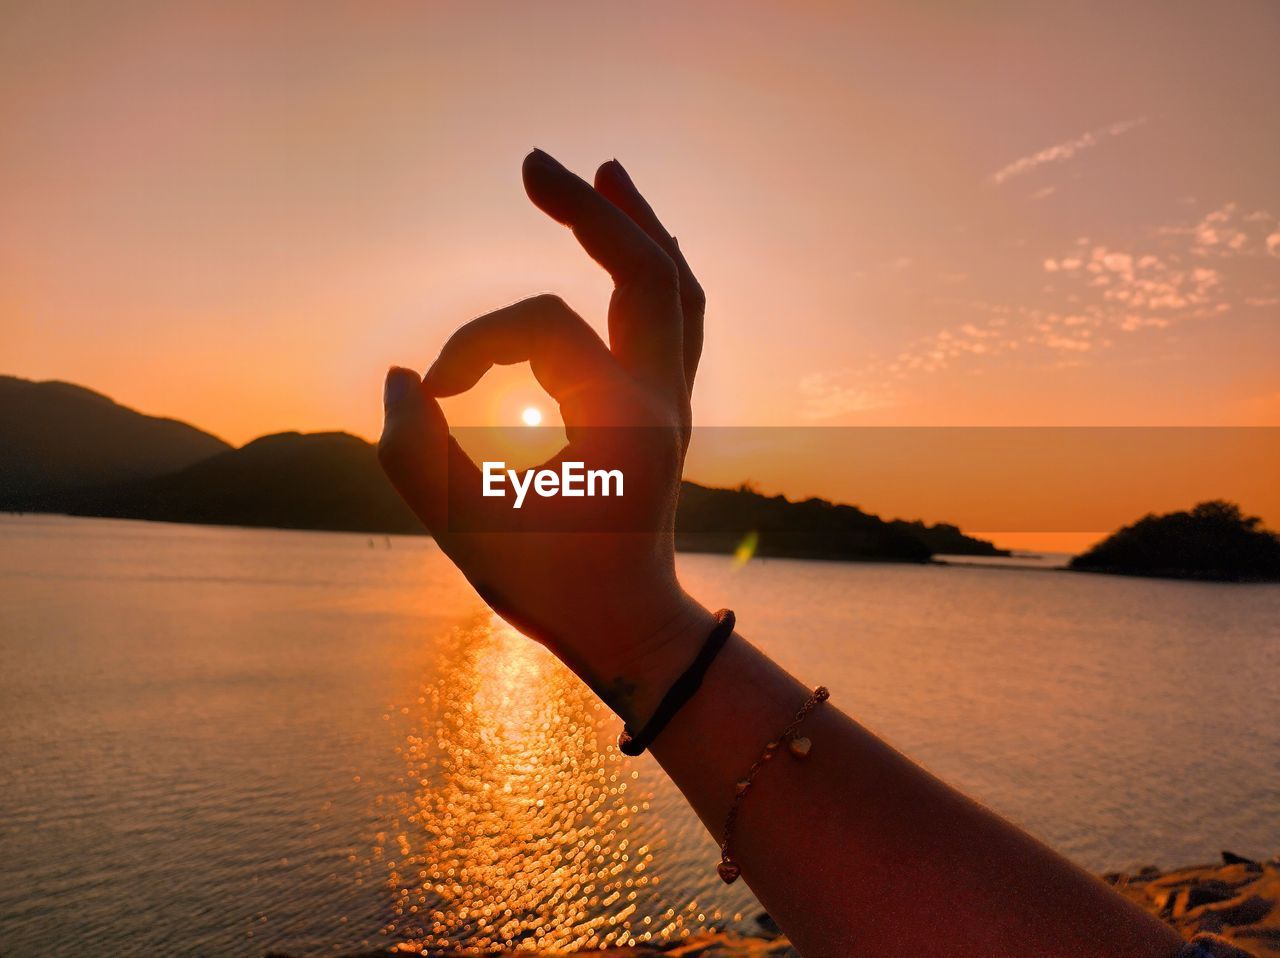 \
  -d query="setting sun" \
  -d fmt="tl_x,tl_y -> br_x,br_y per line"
521,406 -> 543,427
